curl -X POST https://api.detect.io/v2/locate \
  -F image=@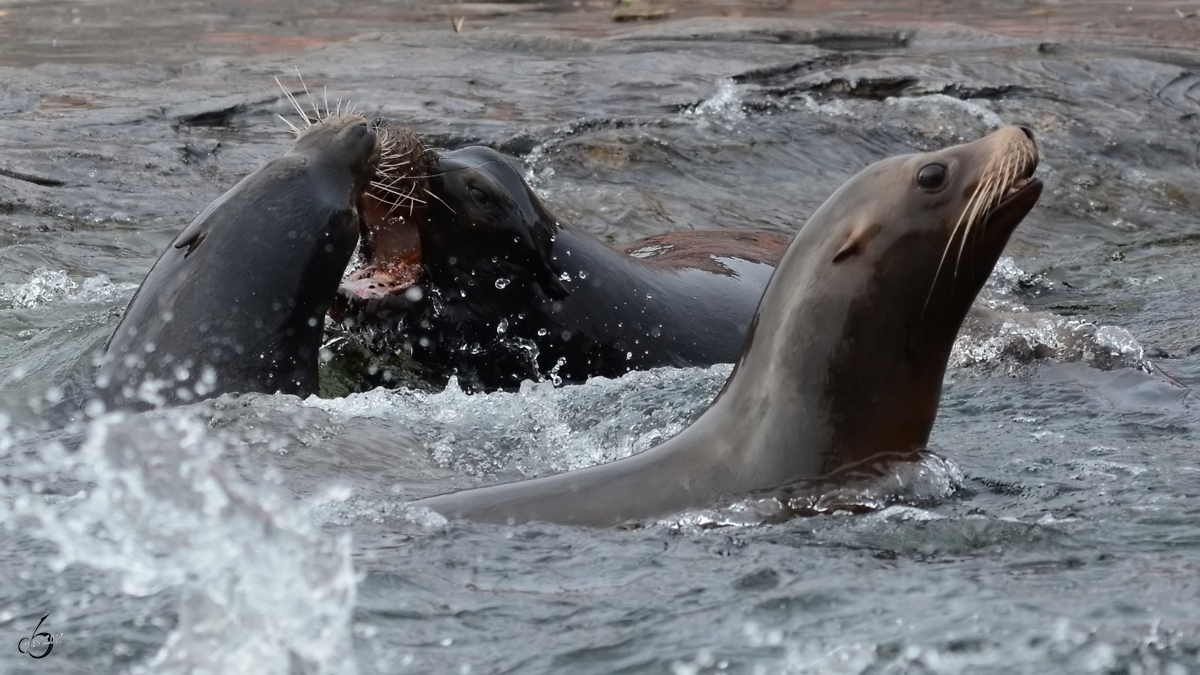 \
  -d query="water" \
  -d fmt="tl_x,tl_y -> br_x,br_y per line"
2,1 -> 1200,673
